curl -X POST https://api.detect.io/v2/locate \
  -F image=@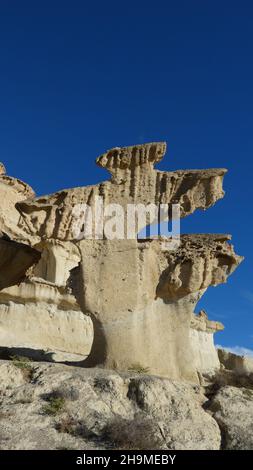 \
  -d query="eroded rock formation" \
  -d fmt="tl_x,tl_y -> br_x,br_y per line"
190,310 -> 224,375
15,142 -> 227,240
0,238 -> 40,290
0,357 -> 252,450
0,143 -> 243,382
0,360 -> 222,450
